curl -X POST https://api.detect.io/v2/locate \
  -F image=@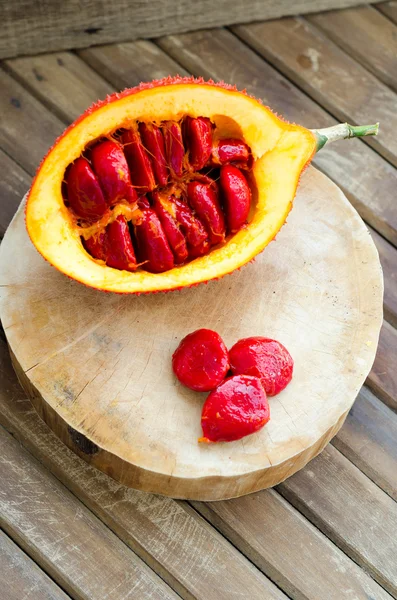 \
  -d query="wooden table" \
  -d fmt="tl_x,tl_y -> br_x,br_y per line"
1,4 -> 397,598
